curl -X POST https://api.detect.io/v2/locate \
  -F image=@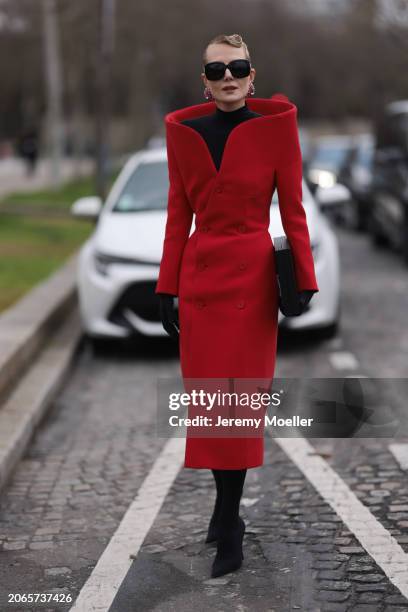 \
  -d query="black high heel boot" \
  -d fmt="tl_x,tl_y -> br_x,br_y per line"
206,469 -> 223,544
206,514 -> 245,544
205,516 -> 220,544
211,516 -> 246,578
